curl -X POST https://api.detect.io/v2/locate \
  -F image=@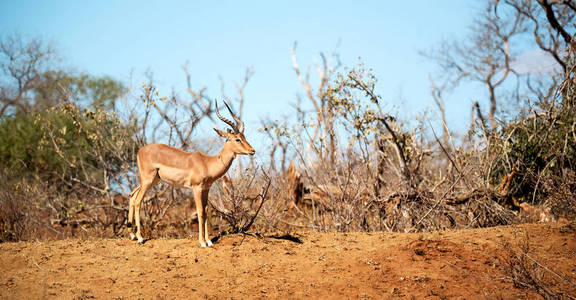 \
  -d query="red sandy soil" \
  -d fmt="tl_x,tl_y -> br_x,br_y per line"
1,222 -> 575,299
